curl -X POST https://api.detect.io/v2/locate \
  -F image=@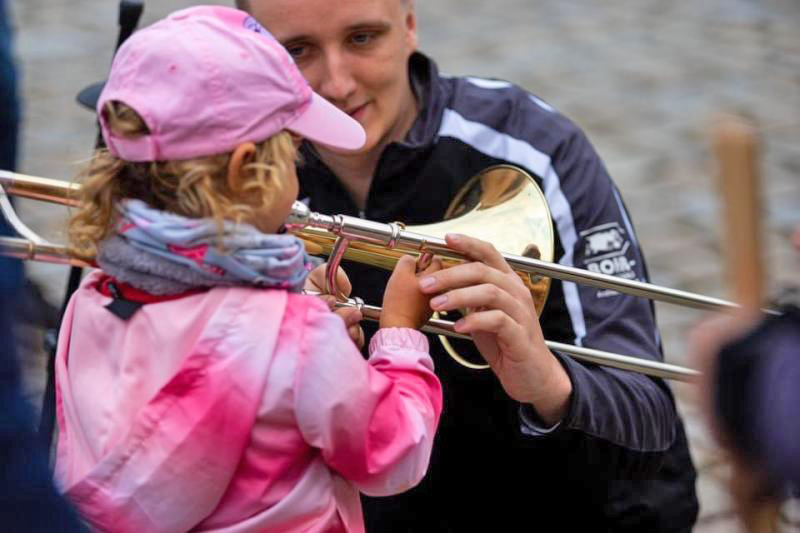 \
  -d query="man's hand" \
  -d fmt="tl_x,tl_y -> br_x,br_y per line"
305,263 -> 365,348
418,234 -> 572,426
